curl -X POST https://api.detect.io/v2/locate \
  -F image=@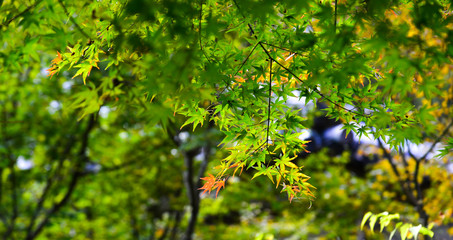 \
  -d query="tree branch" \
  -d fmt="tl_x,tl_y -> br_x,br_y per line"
3,159 -> 18,239
25,132 -> 77,237
408,121 -> 452,226
2,107 -> 19,239
196,144 -> 211,189
266,58 -> 272,150
377,138 -> 417,205
232,0 -> 371,120
419,120 -> 453,162
182,149 -> 196,240
57,0 -> 91,39
0,169 -> 5,226
217,42 -> 260,96
26,115 -> 96,240
412,155 -> 429,226
1,0 -> 43,28
169,210 -> 182,240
